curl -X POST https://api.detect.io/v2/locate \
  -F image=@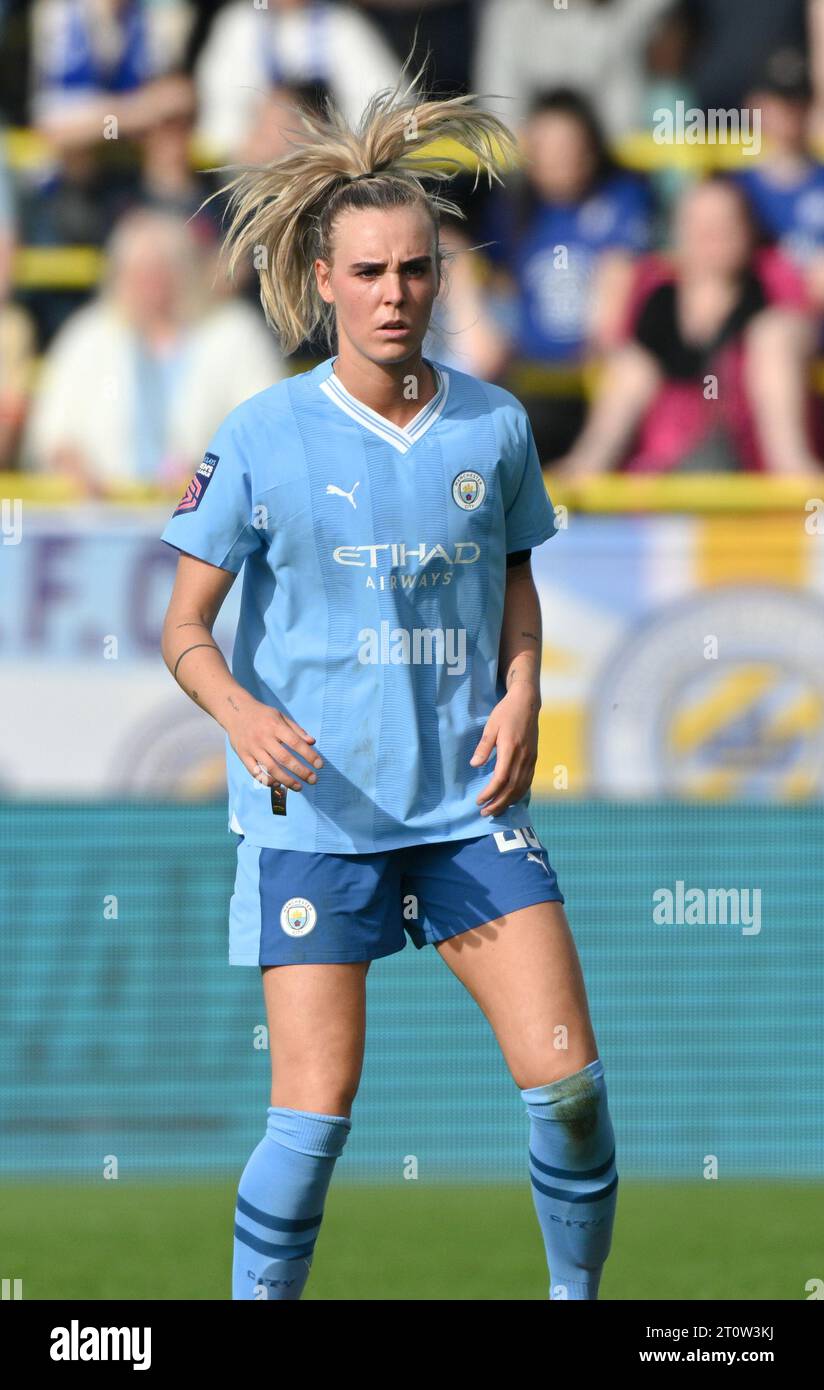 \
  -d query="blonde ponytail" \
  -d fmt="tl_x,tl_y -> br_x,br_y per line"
201,48 -> 520,355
